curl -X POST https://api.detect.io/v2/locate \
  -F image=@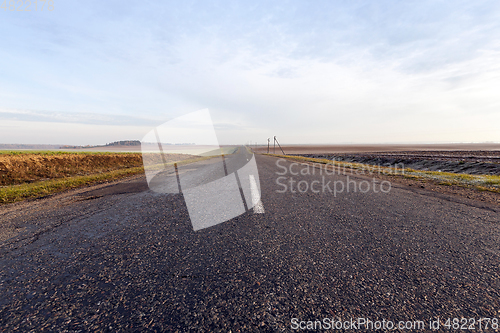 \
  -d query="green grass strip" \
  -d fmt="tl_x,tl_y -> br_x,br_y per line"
0,167 -> 145,205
